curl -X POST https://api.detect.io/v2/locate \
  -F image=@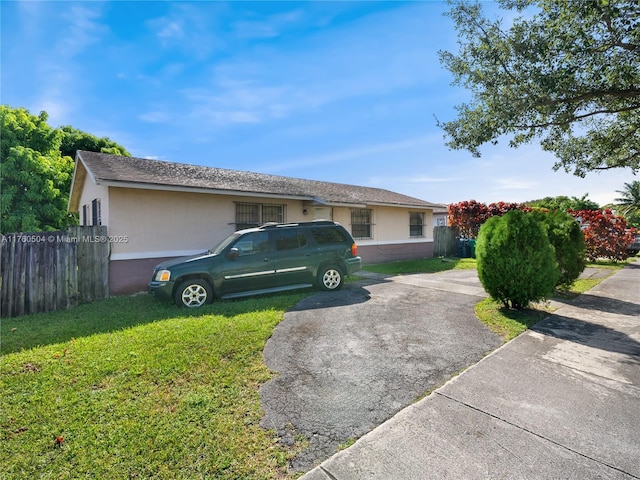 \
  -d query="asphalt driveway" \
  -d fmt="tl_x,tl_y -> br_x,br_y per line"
260,270 -> 502,471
